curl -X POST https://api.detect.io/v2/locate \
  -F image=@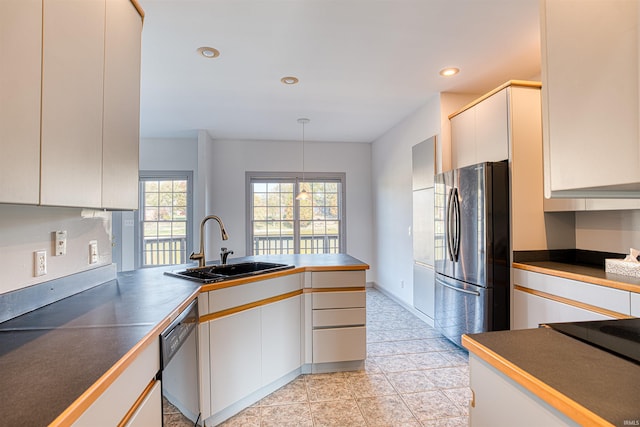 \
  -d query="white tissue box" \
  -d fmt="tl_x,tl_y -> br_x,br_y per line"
605,259 -> 640,277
